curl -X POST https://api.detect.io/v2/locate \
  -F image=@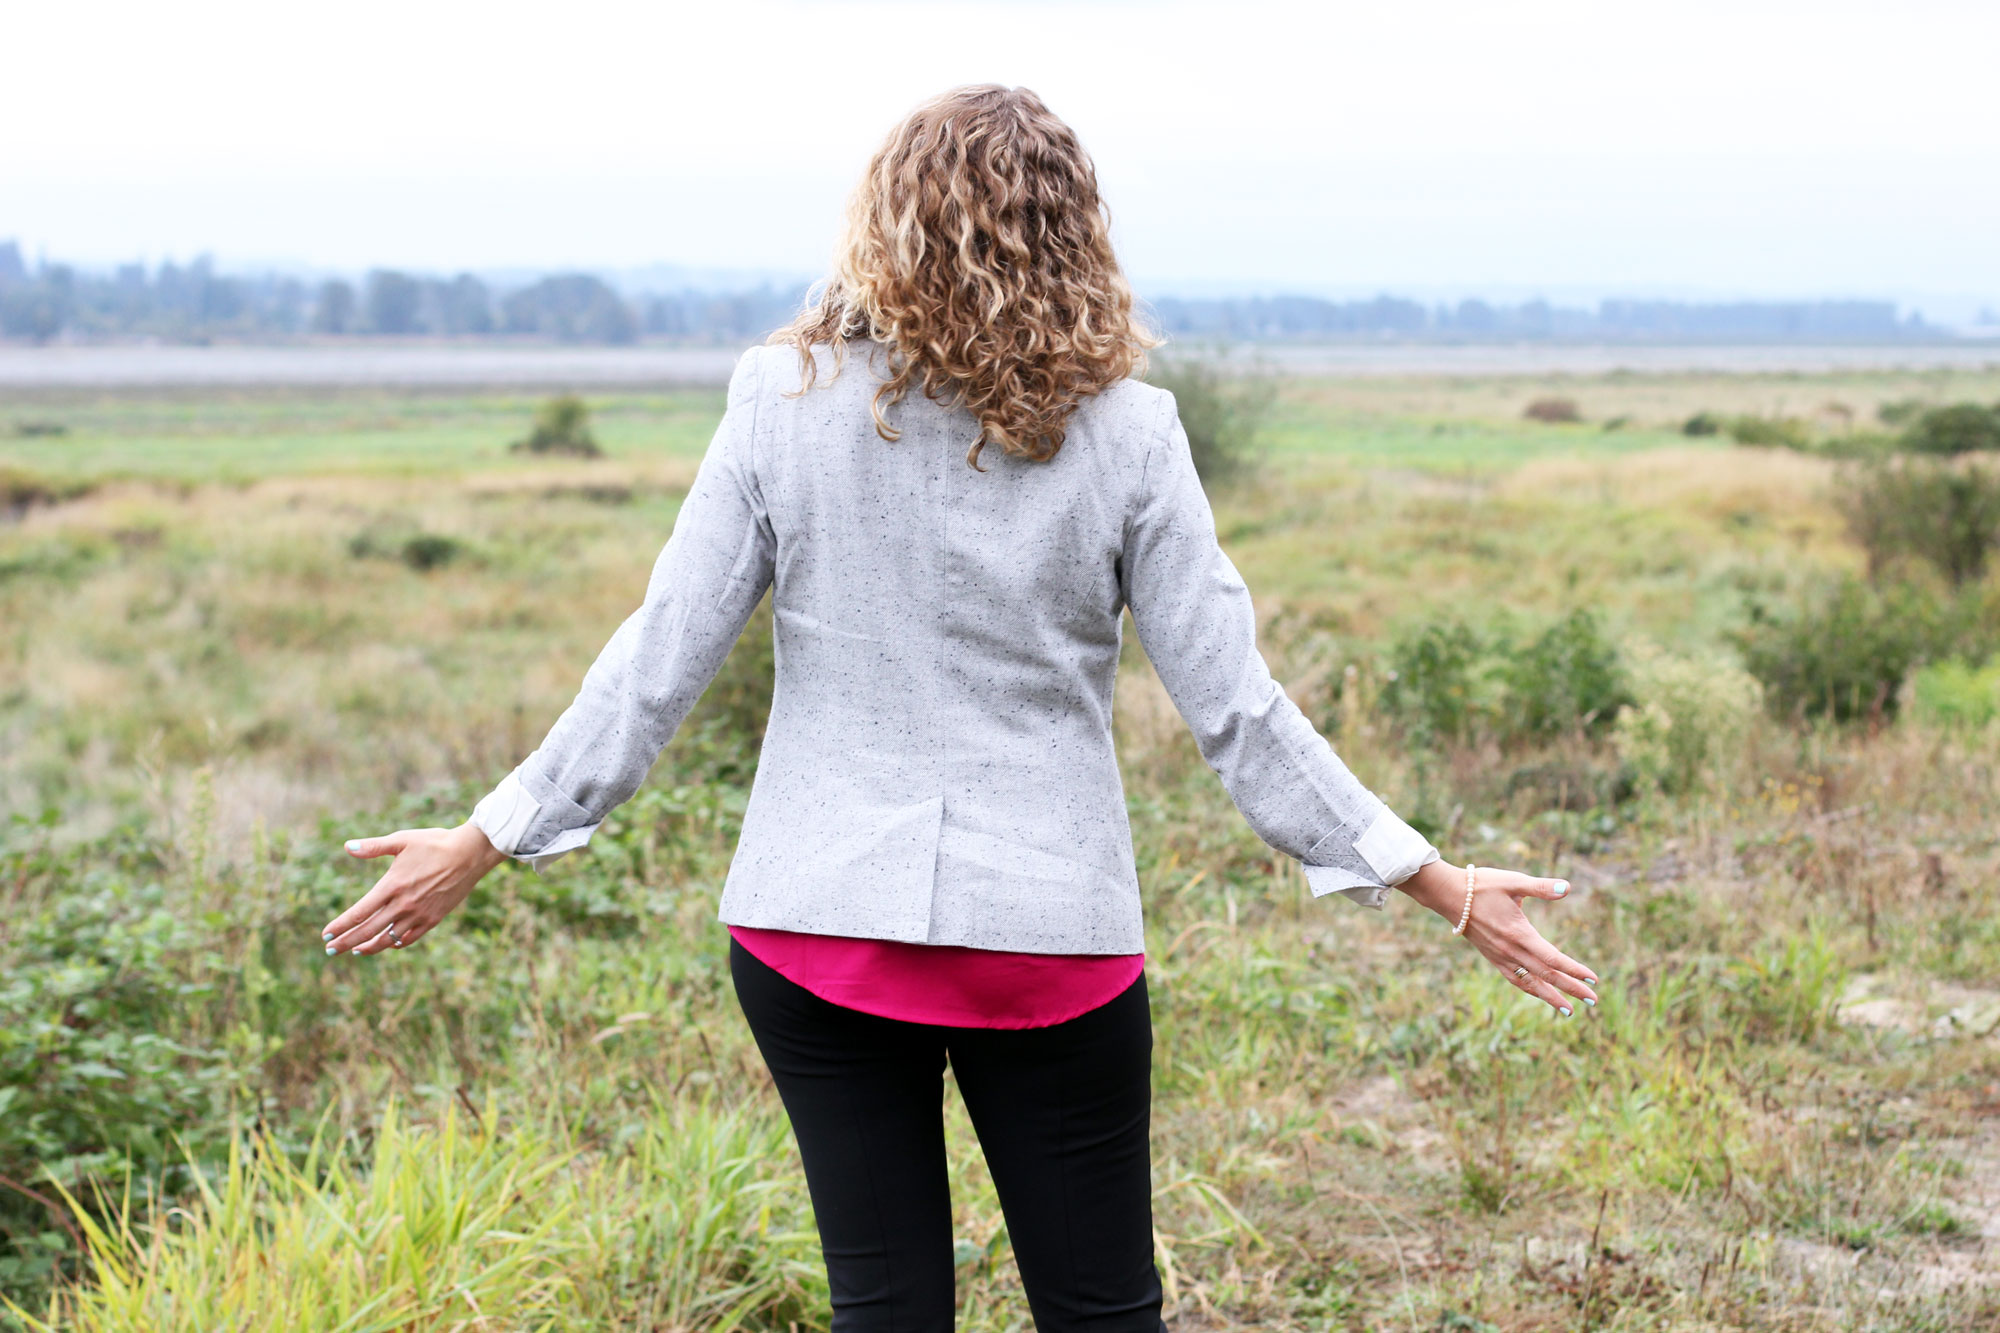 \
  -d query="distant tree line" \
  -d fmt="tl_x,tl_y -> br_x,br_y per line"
0,239 -> 1950,346
1145,294 -> 1936,342
0,241 -> 810,346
